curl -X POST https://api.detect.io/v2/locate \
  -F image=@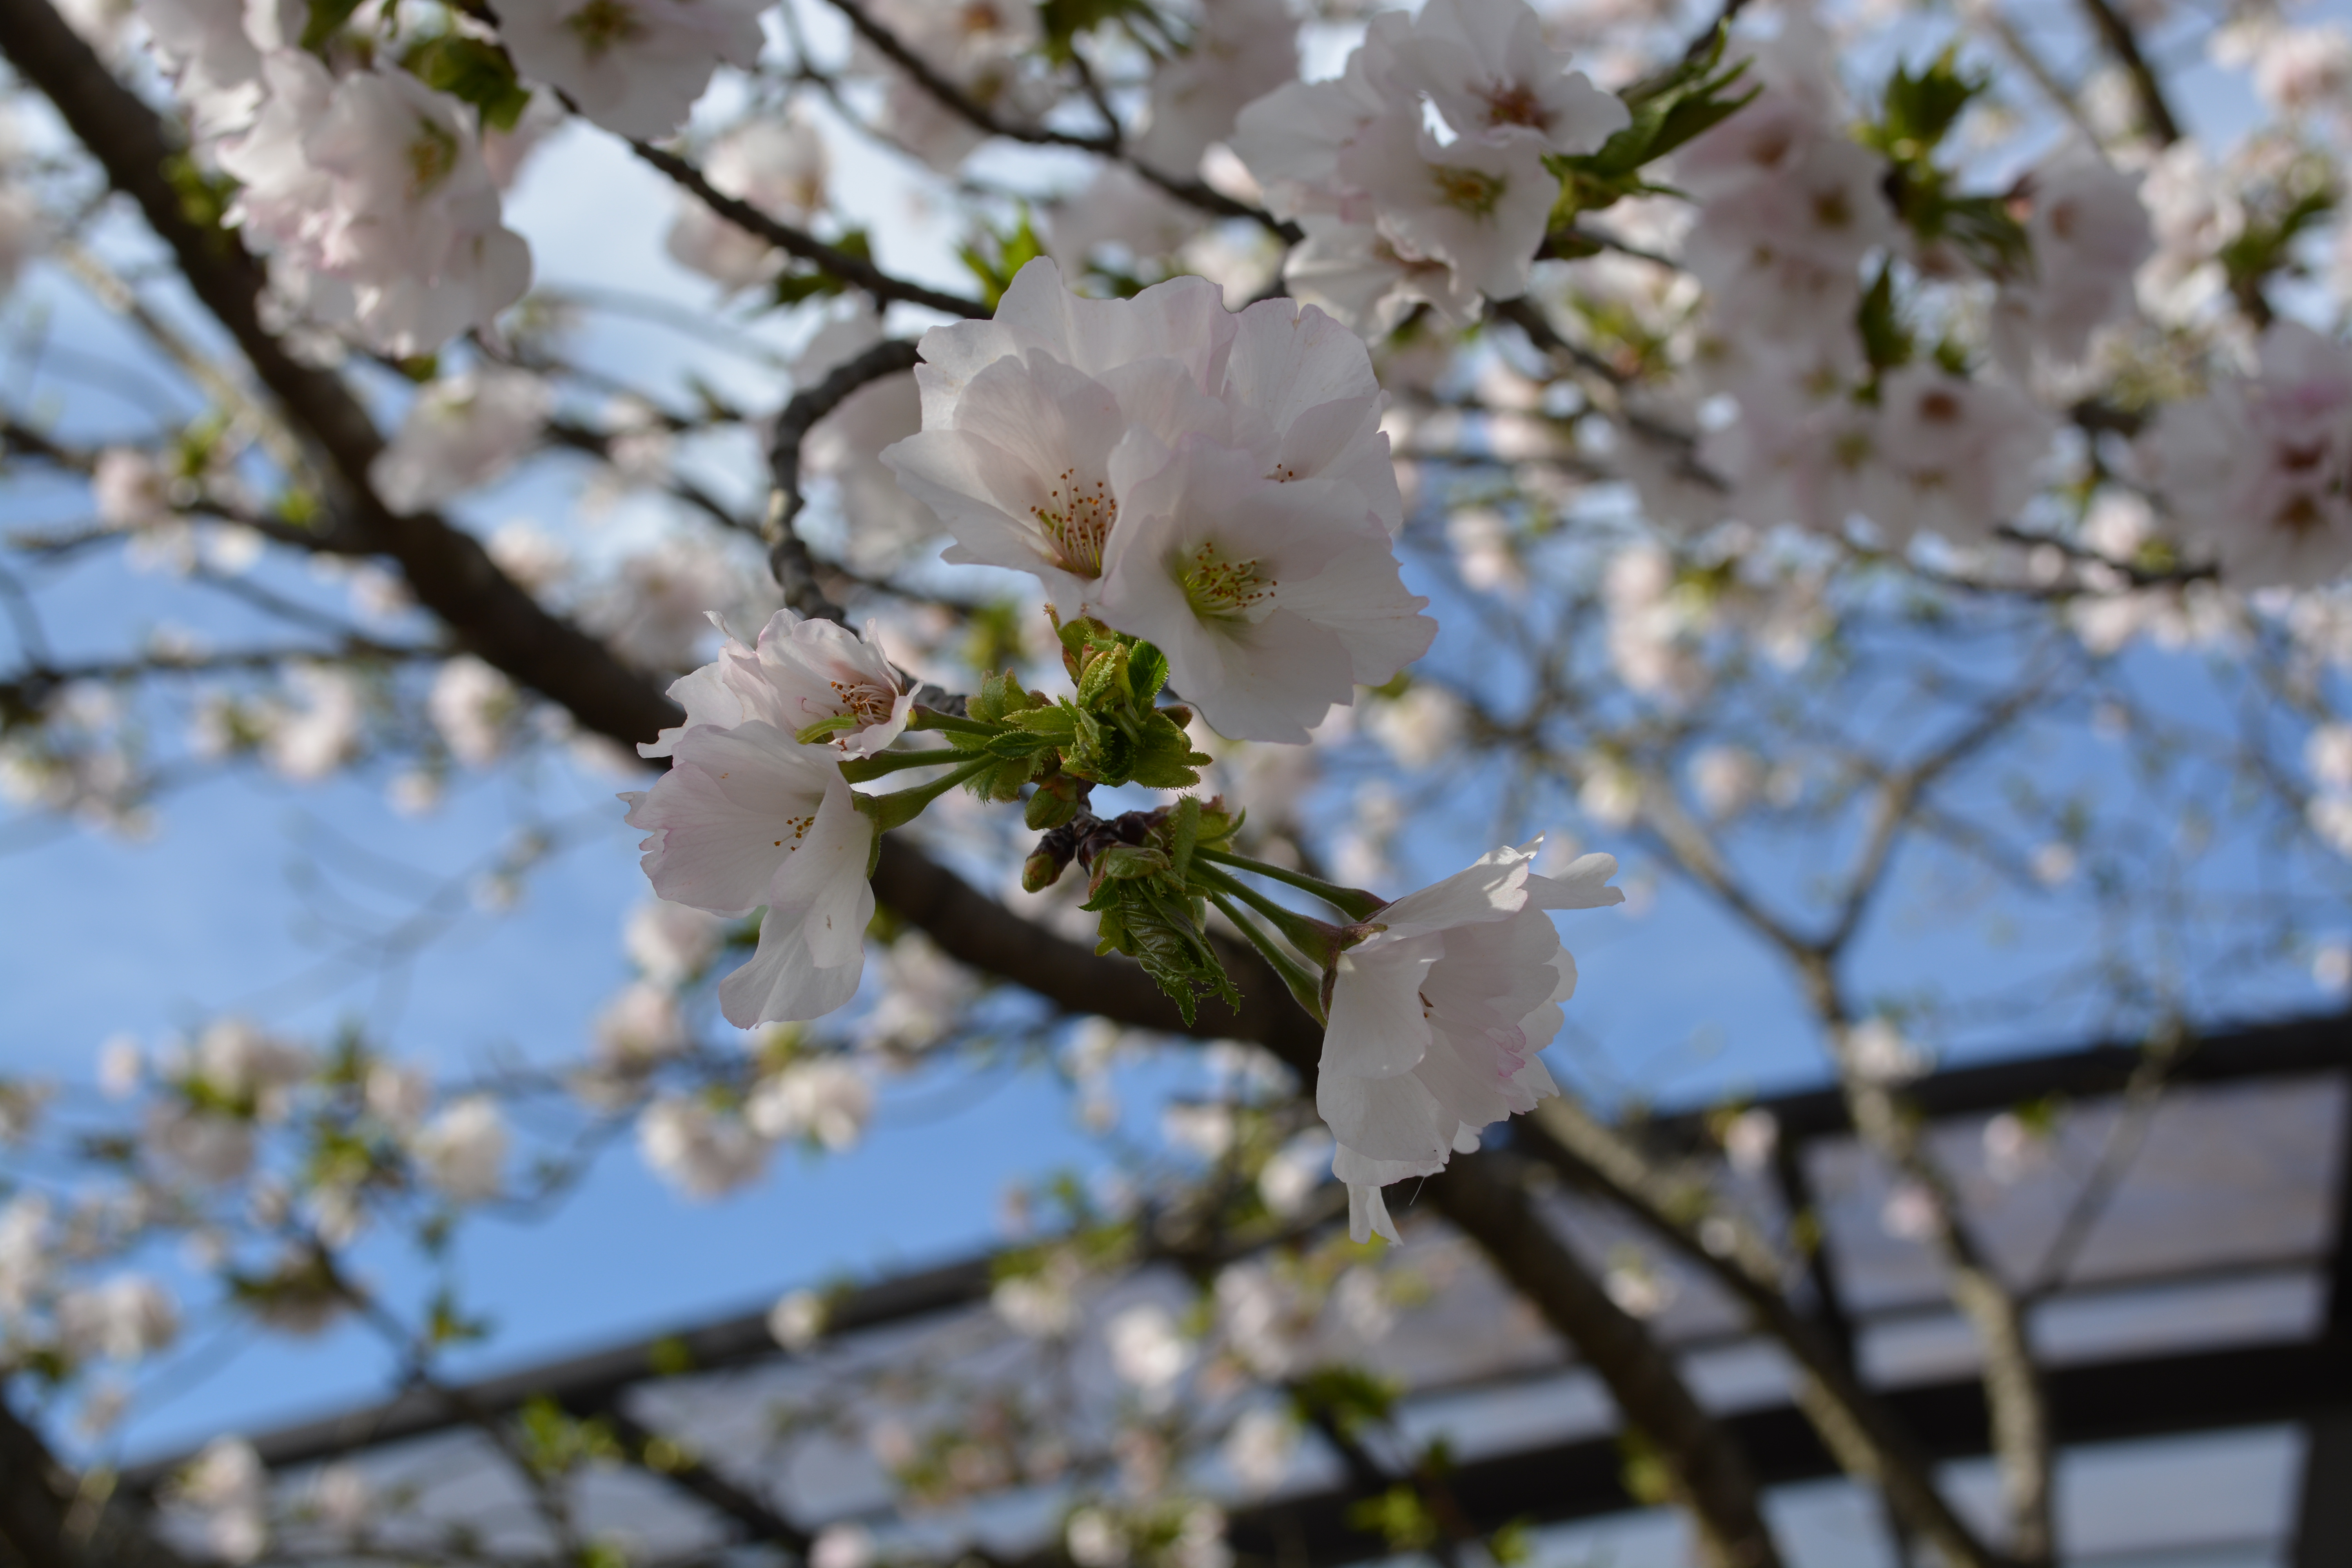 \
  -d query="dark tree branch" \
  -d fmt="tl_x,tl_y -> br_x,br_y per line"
762,336 -> 922,620
626,139 -> 992,319
2074,0 -> 2182,145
